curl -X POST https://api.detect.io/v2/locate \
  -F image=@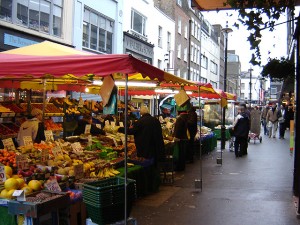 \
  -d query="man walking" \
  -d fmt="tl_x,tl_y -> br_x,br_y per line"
266,103 -> 279,138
